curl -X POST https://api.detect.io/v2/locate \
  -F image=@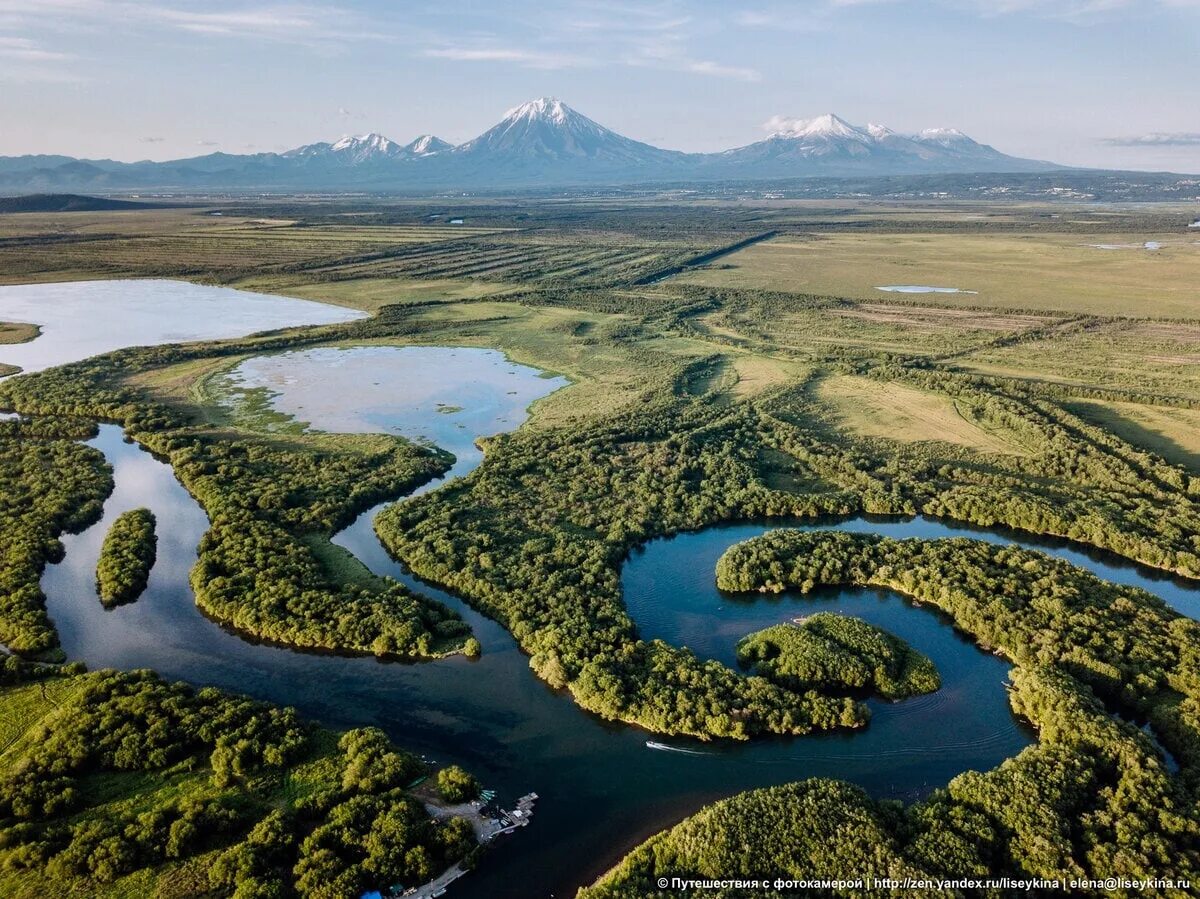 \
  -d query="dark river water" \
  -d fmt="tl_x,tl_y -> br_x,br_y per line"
26,341 -> 1199,898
